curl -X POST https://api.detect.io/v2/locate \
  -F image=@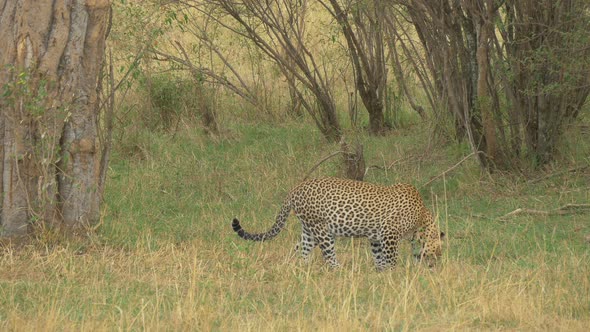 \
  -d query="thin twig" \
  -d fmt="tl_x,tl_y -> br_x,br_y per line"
302,151 -> 343,181
365,155 -> 416,176
421,152 -> 483,188
98,49 -> 116,202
